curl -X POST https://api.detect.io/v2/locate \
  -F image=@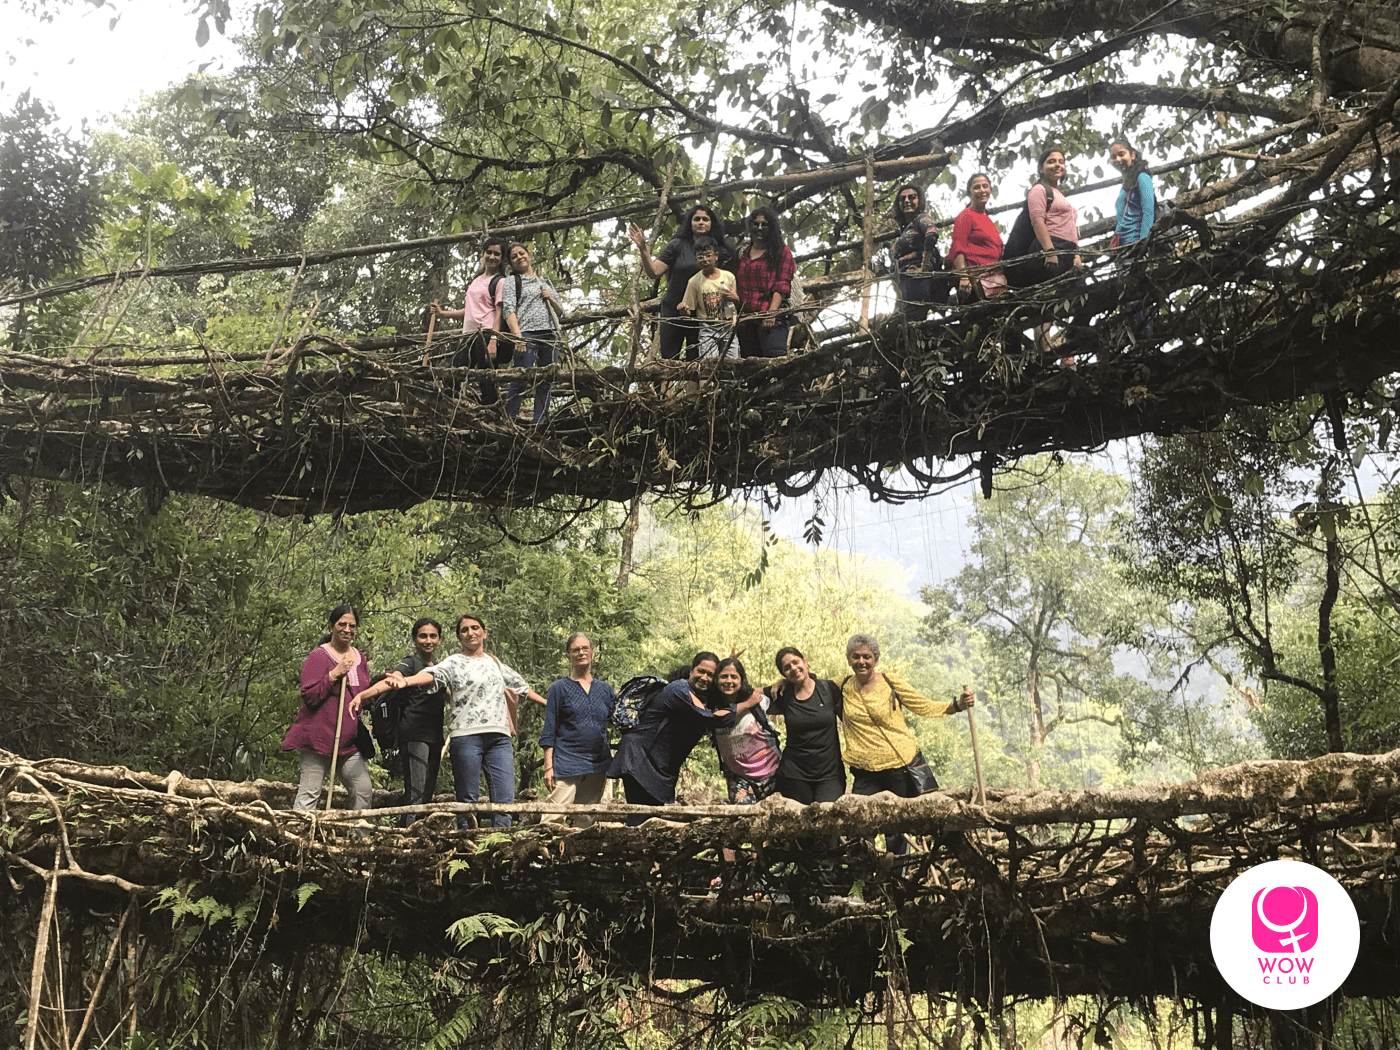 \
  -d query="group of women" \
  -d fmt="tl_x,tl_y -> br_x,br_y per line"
628,204 -> 798,361
424,139 -> 1154,411
282,606 -> 976,855
430,238 -> 561,423
896,139 -> 1157,348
